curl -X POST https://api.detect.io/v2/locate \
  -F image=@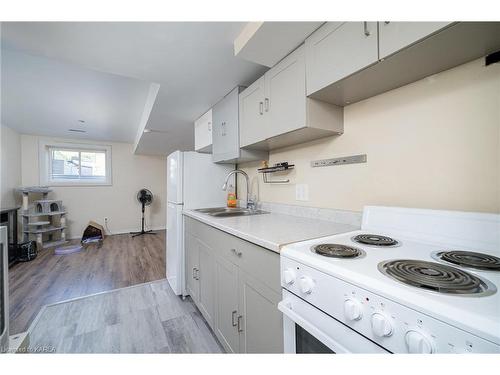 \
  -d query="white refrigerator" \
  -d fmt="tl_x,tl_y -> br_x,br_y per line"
166,150 -> 234,296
